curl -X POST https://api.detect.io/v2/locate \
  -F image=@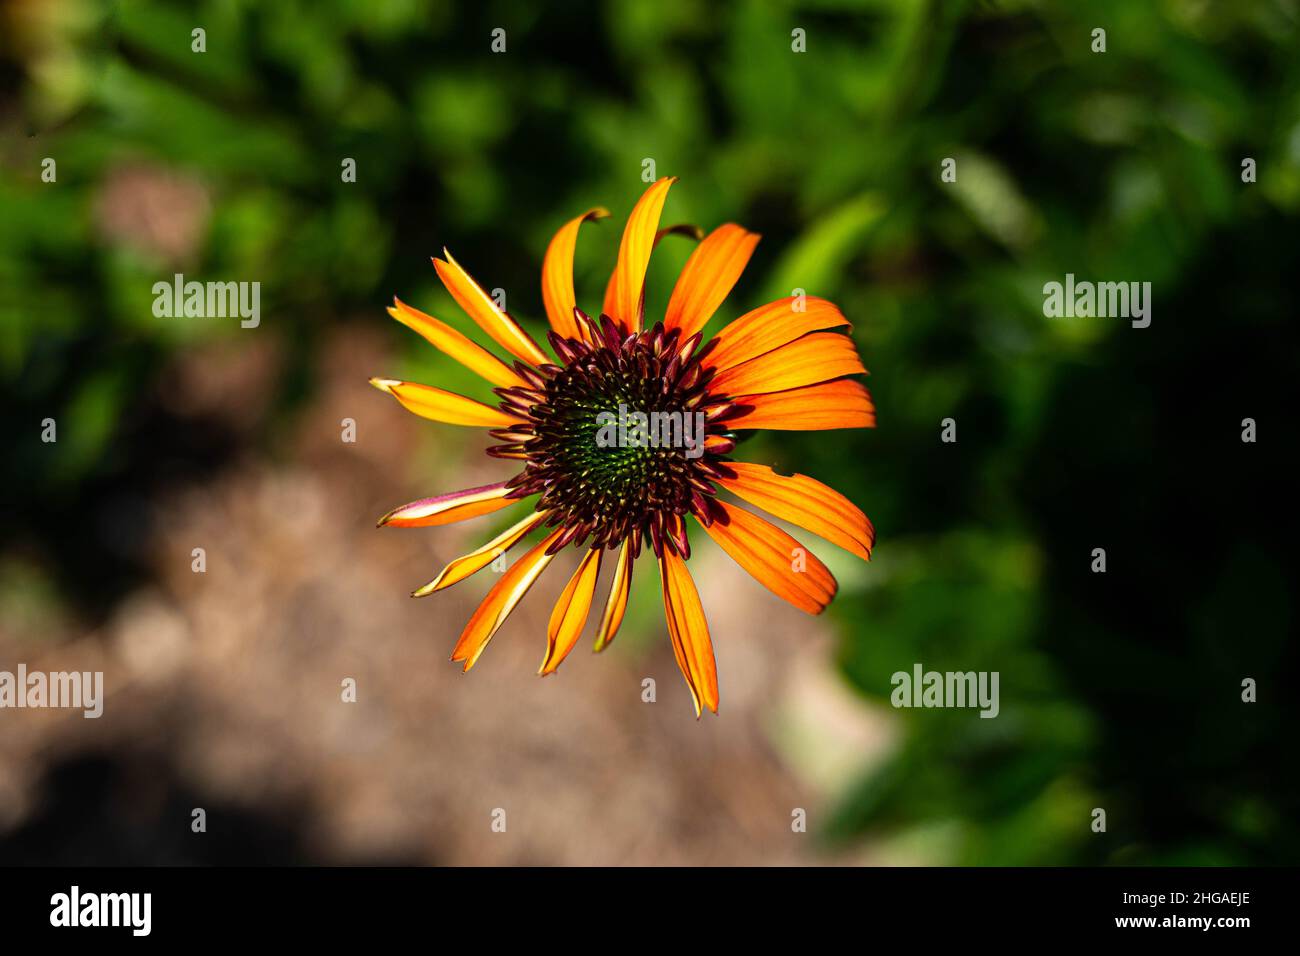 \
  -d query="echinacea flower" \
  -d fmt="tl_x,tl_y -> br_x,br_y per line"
372,177 -> 875,716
